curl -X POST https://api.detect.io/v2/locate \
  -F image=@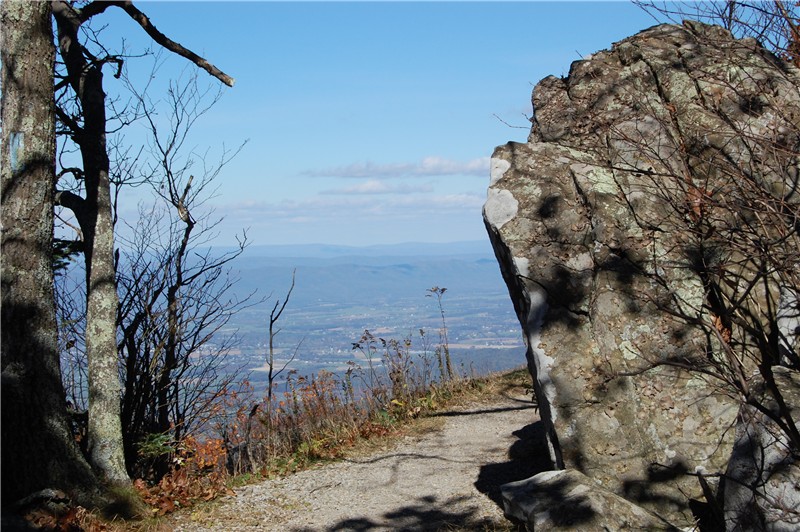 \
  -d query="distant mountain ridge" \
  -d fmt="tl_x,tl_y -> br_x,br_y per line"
221,240 -> 497,260
228,240 -> 508,307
